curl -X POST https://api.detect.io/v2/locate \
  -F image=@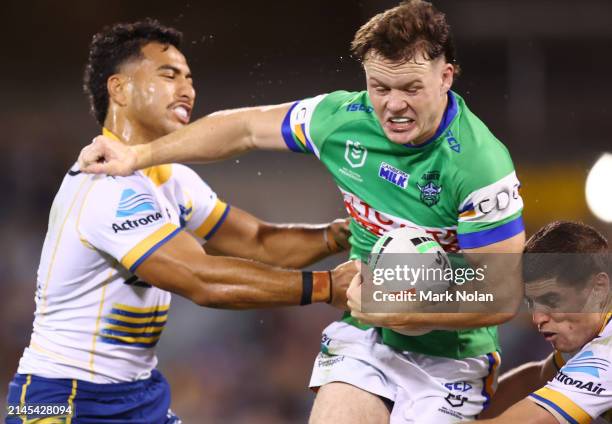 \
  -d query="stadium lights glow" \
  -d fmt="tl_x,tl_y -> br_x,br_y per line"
585,152 -> 612,223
